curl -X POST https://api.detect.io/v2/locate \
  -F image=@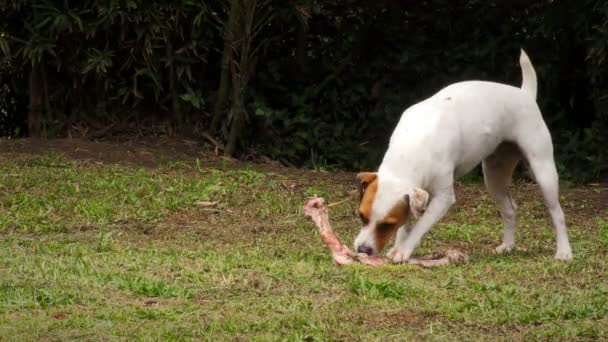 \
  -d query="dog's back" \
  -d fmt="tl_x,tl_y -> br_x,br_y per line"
382,50 -> 546,189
